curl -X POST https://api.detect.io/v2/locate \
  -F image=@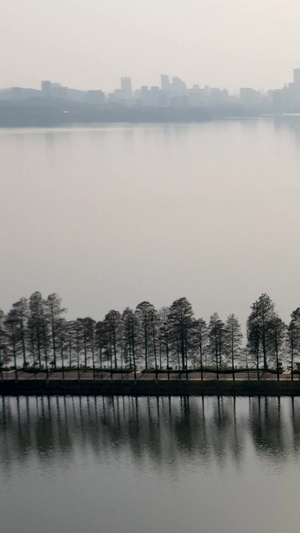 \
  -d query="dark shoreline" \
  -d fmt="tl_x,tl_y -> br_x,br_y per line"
0,98 -> 270,127
2,379 -> 300,396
